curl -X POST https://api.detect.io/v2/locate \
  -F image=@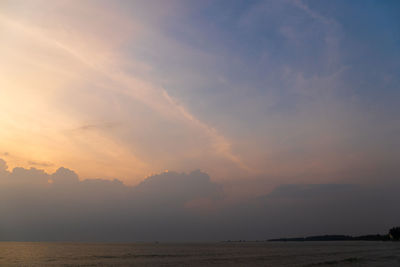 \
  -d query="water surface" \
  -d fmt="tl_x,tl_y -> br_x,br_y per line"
0,241 -> 399,266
